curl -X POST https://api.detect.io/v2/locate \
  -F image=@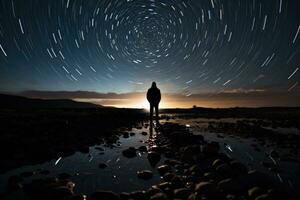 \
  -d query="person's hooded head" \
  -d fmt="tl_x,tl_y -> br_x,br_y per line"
151,82 -> 157,88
